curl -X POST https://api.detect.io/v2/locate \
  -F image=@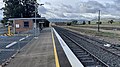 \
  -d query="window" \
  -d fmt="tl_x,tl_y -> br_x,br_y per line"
24,22 -> 29,28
